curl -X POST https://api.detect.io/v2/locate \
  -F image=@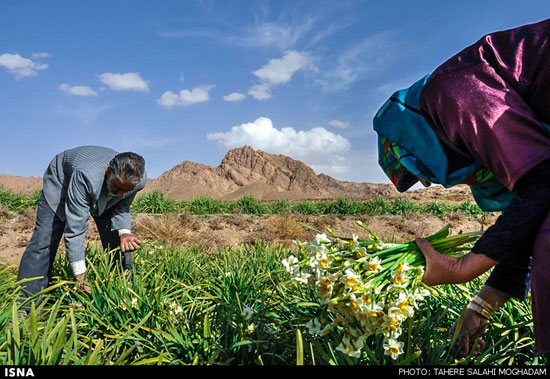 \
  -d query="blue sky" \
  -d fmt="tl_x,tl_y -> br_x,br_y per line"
1,1 -> 549,185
